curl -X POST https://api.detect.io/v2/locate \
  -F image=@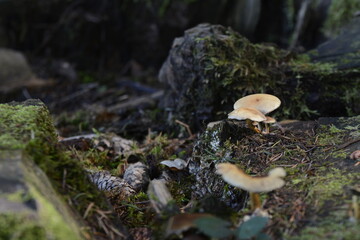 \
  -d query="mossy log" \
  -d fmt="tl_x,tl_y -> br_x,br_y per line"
0,99 -> 131,240
159,23 -> 360,131
188,115 -> 360,239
